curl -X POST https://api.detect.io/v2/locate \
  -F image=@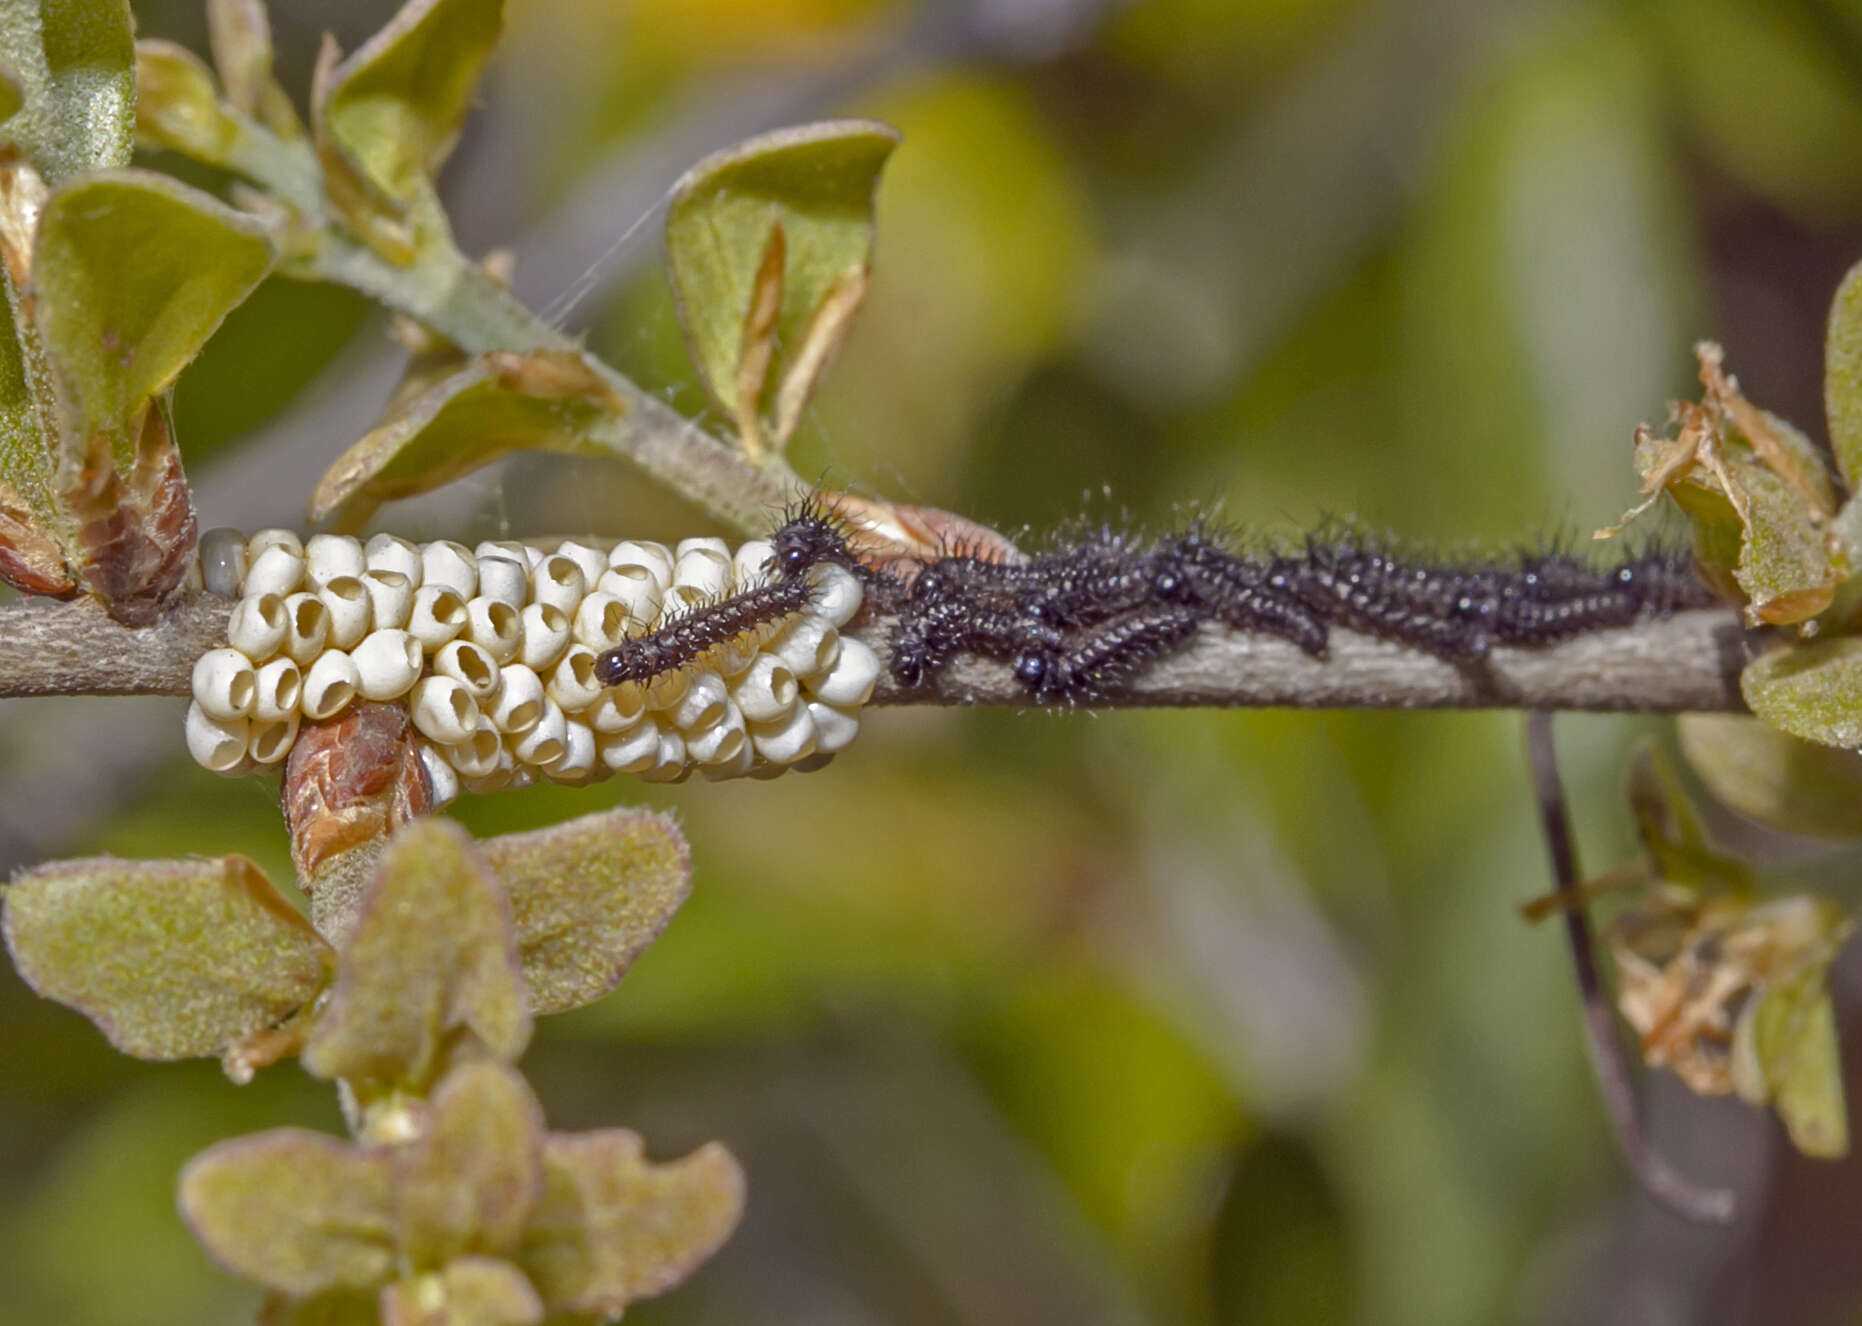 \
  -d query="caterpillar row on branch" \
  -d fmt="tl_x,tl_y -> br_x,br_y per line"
830,503 -> 1722,704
